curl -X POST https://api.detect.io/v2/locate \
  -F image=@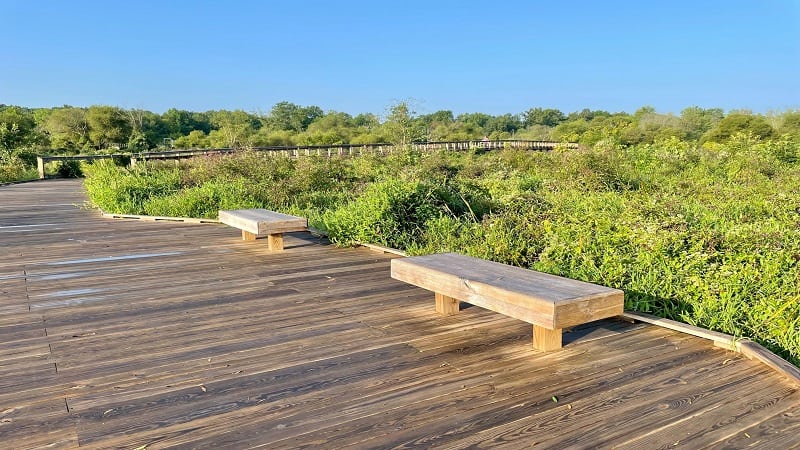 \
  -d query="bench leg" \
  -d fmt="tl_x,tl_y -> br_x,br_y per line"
242,230 -> 257,241
268,233 -> 284,251
435,293 -> 460,315
533,325 -> 562,352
